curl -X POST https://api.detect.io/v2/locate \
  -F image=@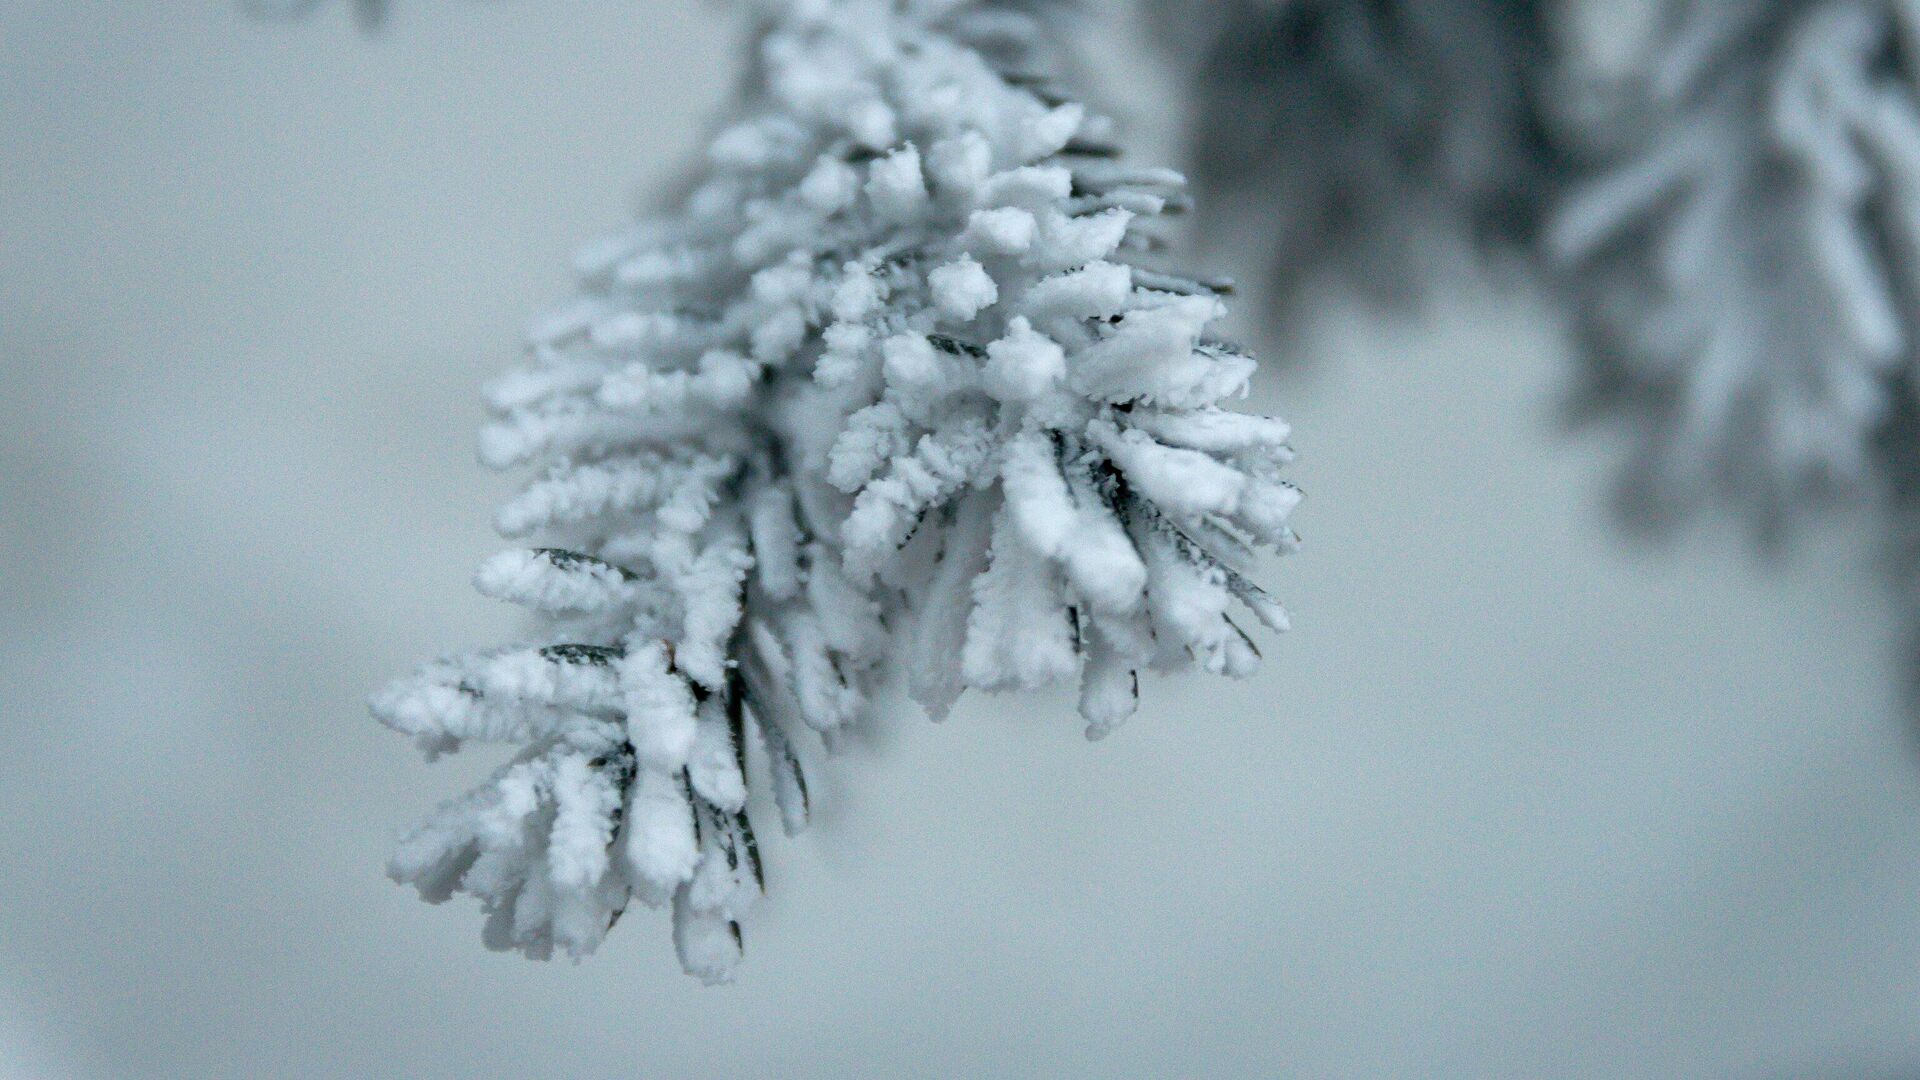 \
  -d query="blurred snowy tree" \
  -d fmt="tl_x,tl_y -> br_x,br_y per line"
1158,0 -> 1920,551
350,0 -> 1298,980
1544,0 -> 1920,536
